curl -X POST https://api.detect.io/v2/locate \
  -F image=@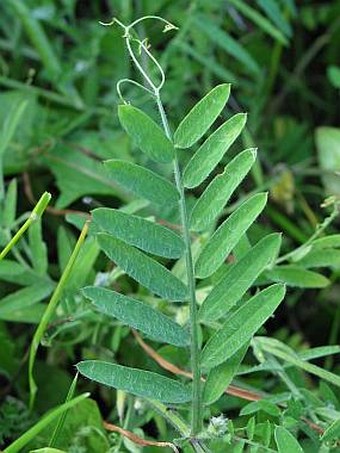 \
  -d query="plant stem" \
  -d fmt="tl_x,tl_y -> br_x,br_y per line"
155,95 -> 202,435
